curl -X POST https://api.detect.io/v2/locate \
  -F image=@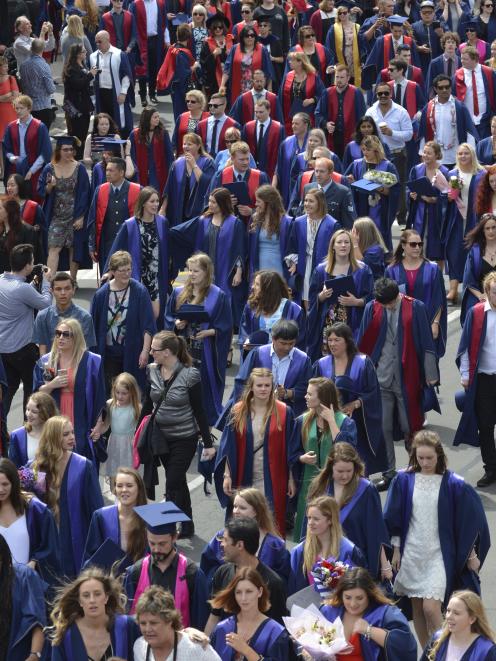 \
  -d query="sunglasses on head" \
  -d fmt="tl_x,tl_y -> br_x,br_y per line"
55,330 -> 73,338
404,241 -> 423,248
